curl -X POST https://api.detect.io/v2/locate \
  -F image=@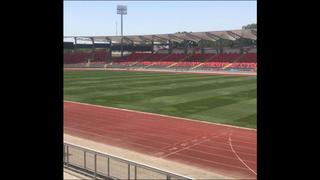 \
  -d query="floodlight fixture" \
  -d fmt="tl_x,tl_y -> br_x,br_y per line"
117,5 -> 127,15
117,5 -> 127,57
